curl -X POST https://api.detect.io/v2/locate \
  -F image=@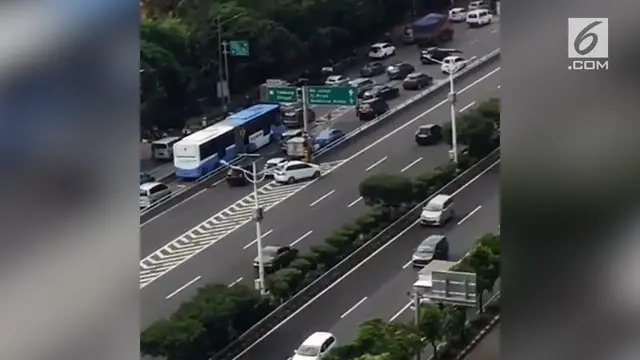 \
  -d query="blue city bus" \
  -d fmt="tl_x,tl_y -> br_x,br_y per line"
173,103 -> 283,179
